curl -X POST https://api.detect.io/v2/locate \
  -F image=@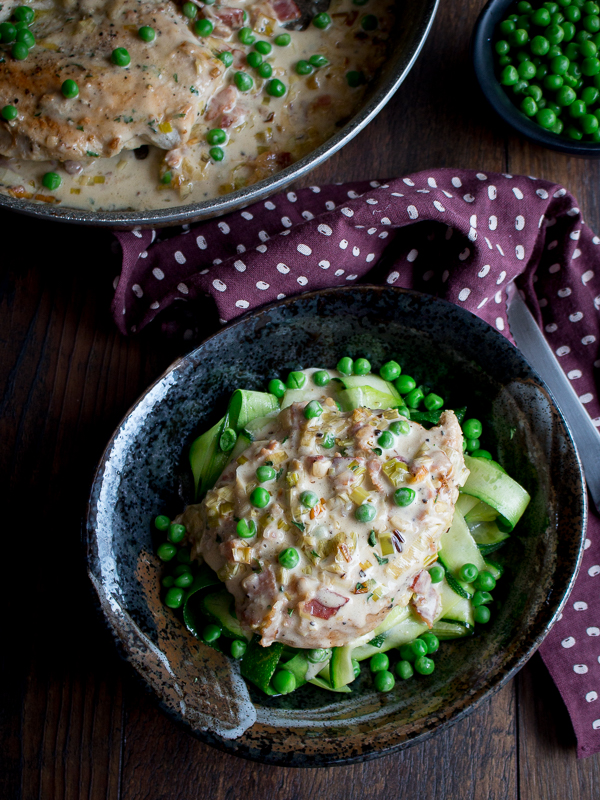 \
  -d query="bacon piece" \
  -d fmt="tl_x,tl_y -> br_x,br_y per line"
206,6 -> 245,36
410,569 -> 442,628
367,458 -> 385,491
221,105 -> 247,129
270,0 -> 301,22
305,587 -> 349,619
206,85 -> 237,122
304,600 -> 338,619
